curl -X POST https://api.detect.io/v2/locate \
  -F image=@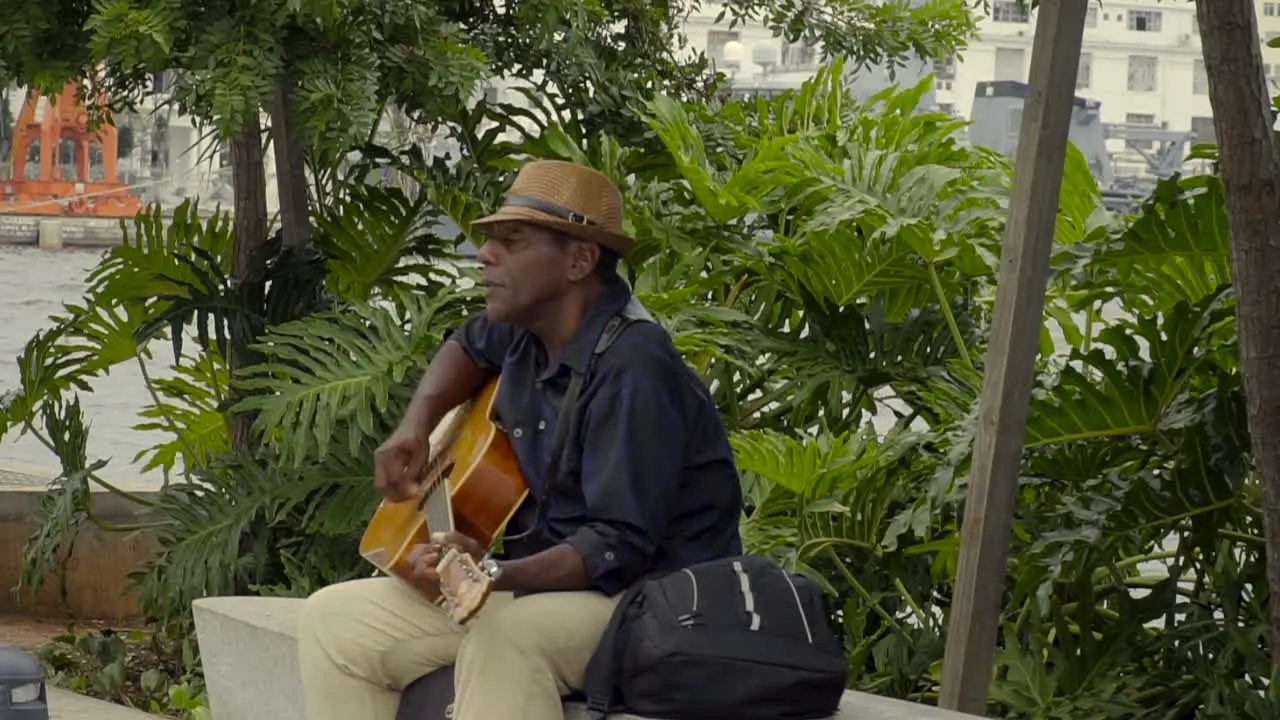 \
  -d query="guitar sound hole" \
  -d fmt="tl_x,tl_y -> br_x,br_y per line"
415,462 -> 458,511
